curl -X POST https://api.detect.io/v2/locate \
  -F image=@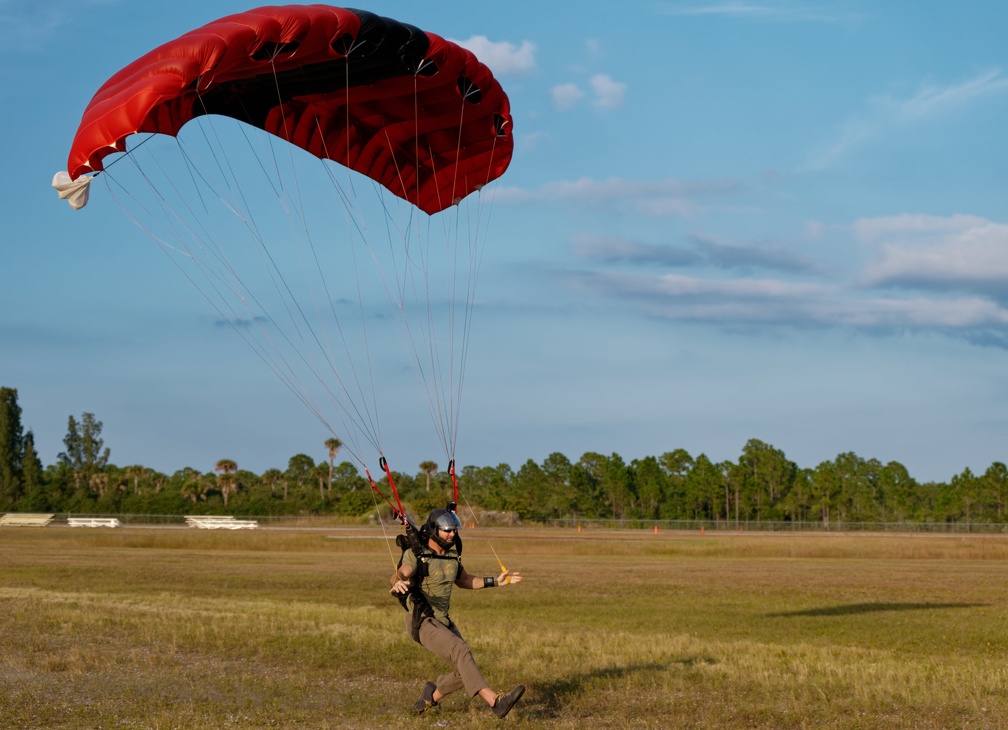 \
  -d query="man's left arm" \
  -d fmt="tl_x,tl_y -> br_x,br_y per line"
456,565 -> 522,590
